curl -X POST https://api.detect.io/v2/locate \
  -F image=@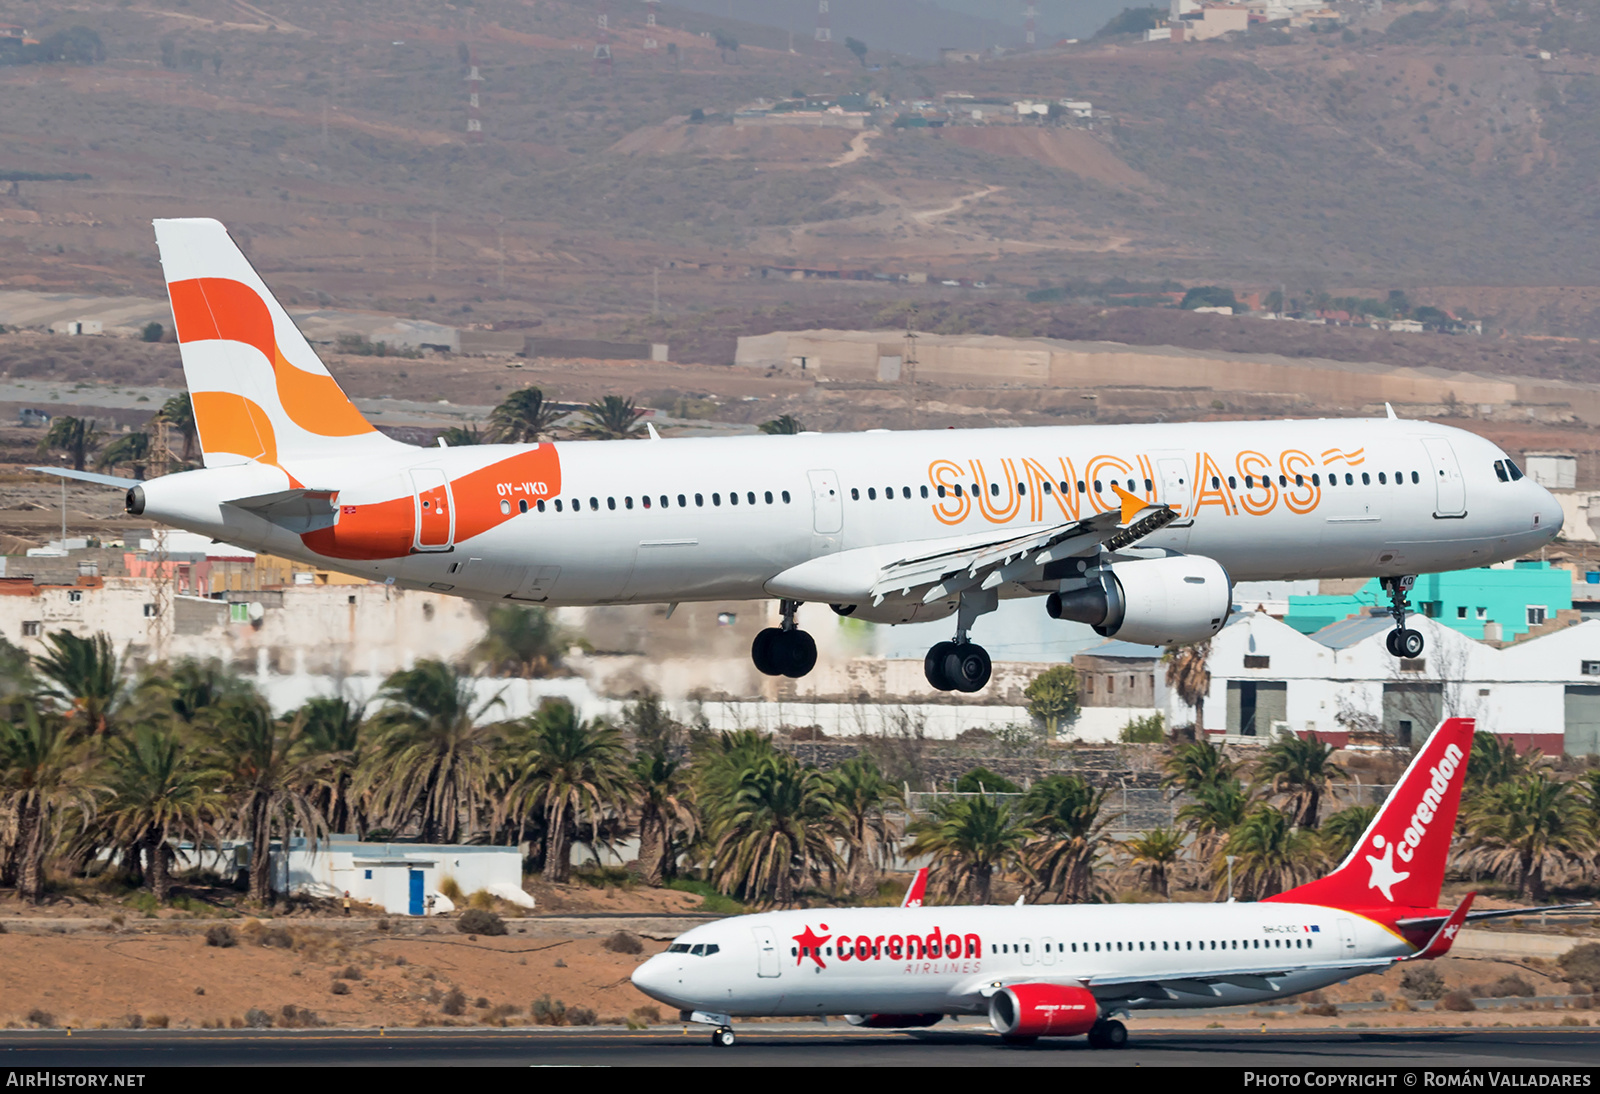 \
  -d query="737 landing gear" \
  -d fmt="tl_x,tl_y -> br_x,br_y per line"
711,1026 -> 735,1047
1087,1019 -> 1127,1050
752,599 -> 817,679
924,589 -> 997,693
1381,575 -> 1425,659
